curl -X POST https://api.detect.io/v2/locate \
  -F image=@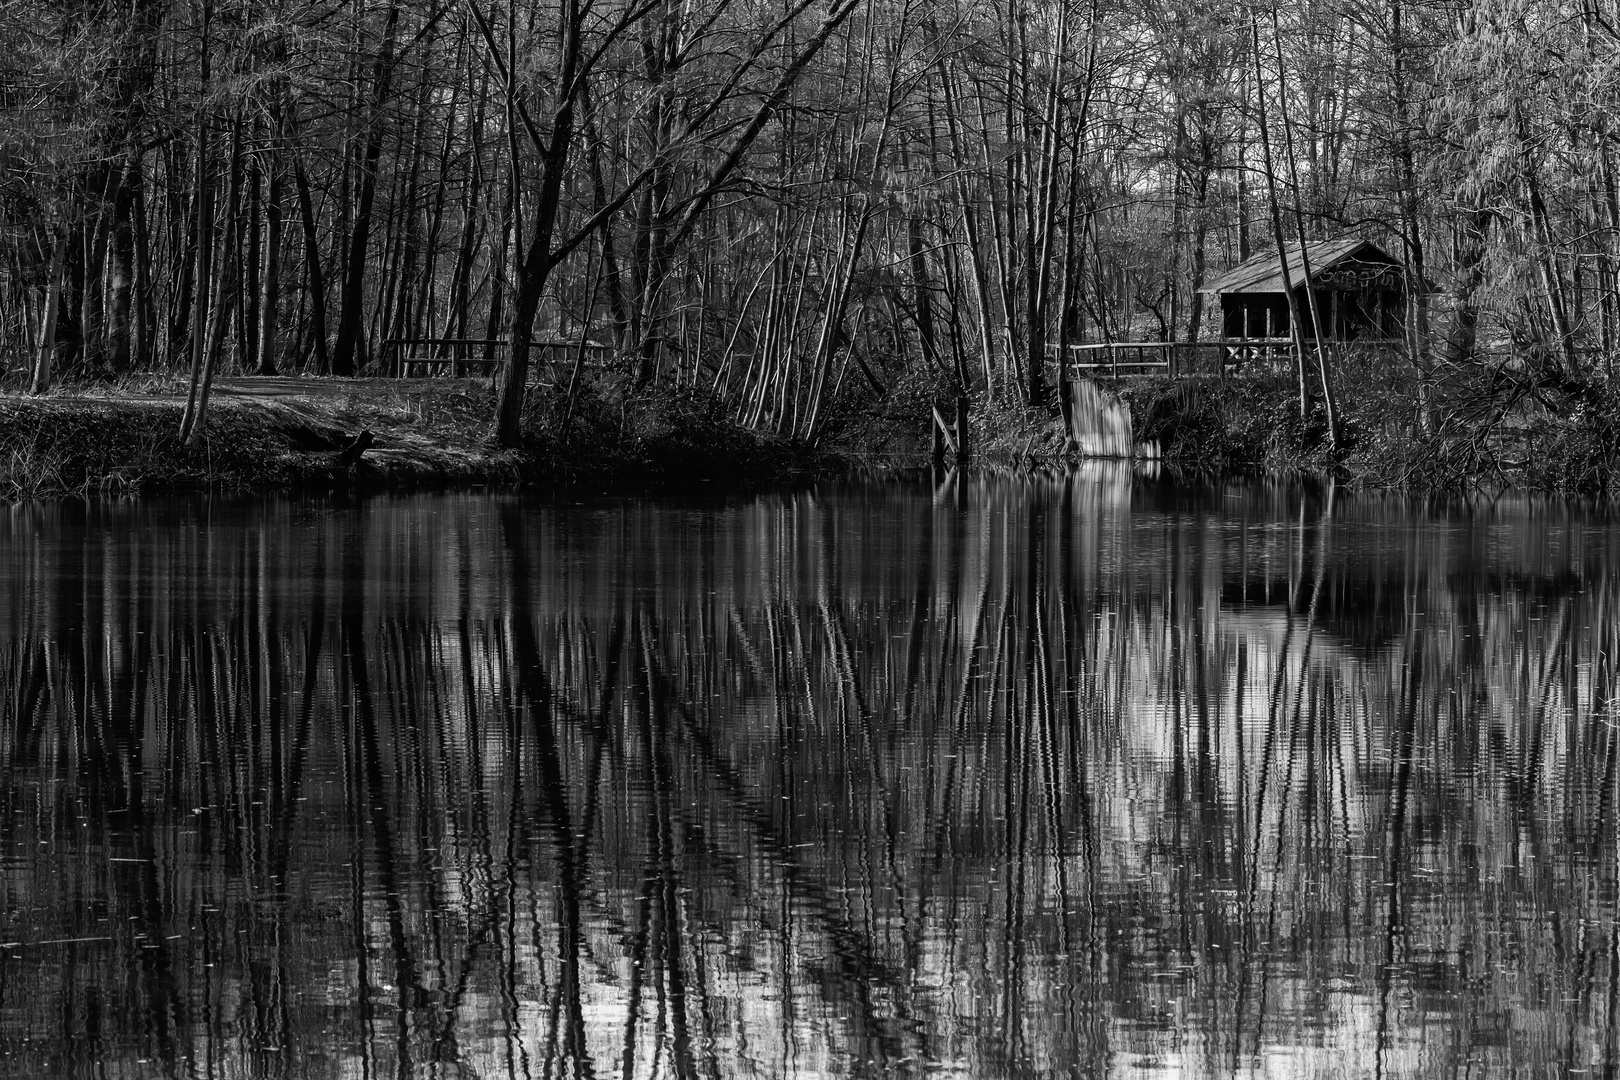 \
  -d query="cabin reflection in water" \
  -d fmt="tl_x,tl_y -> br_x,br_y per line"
0,476 -> 1616,1078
